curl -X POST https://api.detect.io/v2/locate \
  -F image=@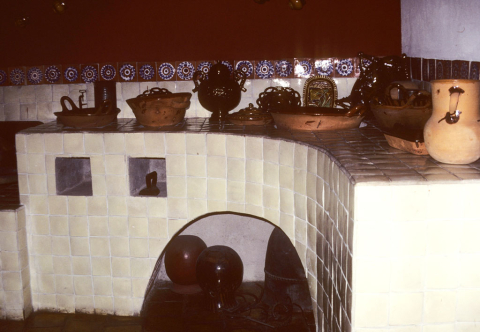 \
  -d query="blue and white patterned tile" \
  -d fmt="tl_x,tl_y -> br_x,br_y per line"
119,63 -> 137,82
221,60 -> 234,74
80,64 -> 99,83
275,59 -> 293,78
45,65 -> 62,84
334,58 -> 355,77
64,65 -> 80,83
0,69 -> 8,86
9,67 -> 26,85
294,59 -> 313,78
196,61 -> 213,79
100,63 -> 117,81
27,66 -> 44,85
314,59 -> 334,77
157,62 -> 176,81
255,60 -> 275,79
176,61 -> 195,81
235,60 -> 254,79
138,63 -> 156,81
